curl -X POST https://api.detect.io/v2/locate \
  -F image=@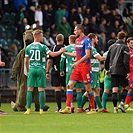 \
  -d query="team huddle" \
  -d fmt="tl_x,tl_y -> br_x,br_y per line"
24,24 -> 133,115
